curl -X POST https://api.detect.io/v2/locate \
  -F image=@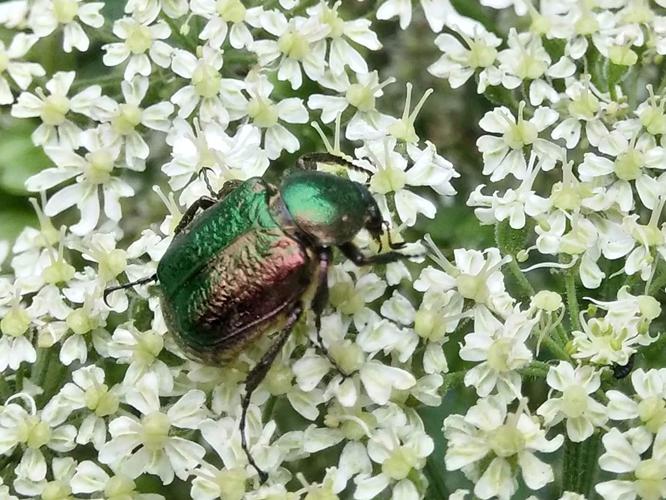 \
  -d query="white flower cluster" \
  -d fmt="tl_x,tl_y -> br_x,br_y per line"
1,0 -> 666,498
426,0 -> 666,498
